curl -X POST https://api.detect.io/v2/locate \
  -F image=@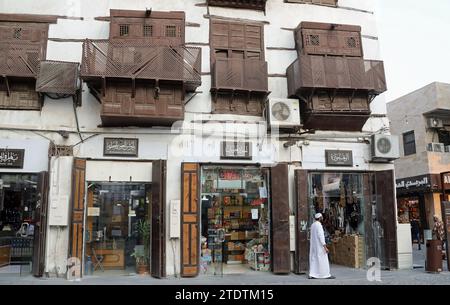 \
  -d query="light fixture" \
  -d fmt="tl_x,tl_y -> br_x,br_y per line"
201,195 -> 208,201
